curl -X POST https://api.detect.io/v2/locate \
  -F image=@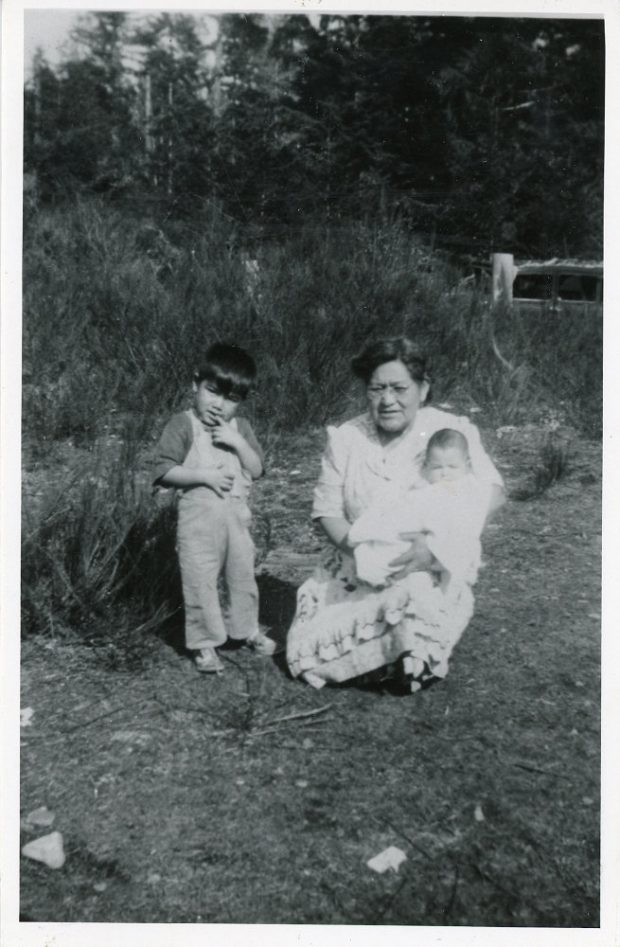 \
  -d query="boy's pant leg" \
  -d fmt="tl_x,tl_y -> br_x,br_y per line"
224,502 -> 259,641
177,501 -> 228,650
